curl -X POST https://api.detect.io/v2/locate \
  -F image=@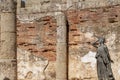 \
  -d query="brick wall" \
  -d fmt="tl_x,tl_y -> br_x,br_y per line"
17,5 -> 120,80
17,16 -> 57,61
16,0 -> 120,79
